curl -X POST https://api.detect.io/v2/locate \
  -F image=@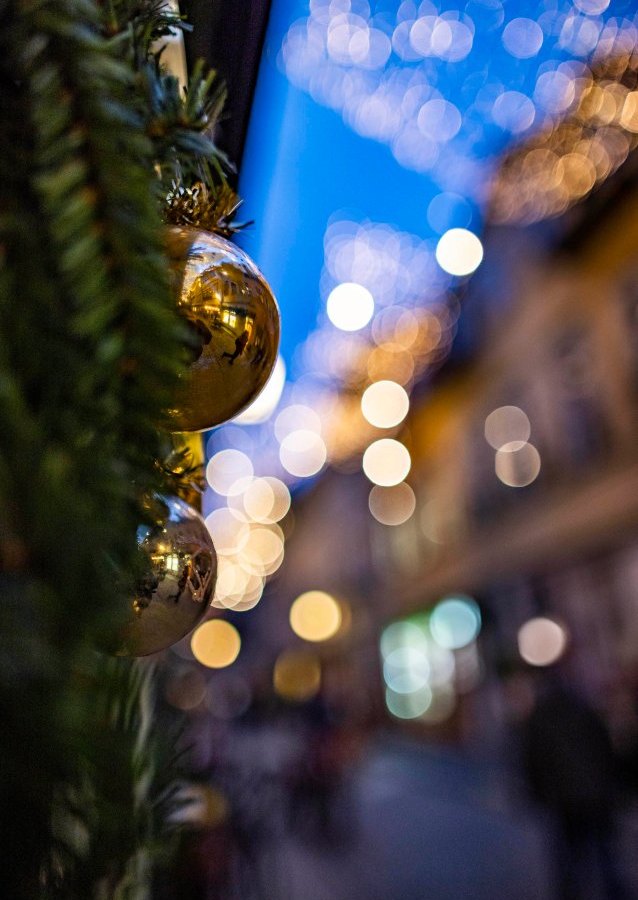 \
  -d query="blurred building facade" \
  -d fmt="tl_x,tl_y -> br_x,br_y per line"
156,11 -> 638,898
270,113 -> 638,746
